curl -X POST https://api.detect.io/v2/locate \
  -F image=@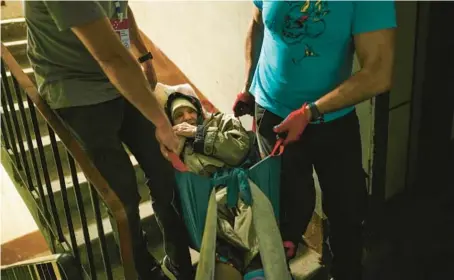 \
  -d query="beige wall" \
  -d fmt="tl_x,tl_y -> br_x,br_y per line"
130,1 -> 377,216
130,1 -> 254,128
